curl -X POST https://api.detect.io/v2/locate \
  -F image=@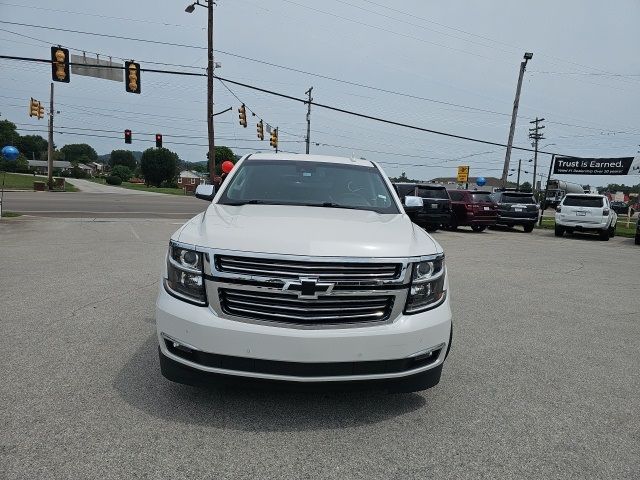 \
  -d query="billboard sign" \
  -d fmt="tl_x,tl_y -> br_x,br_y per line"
553,156 -> 640,175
